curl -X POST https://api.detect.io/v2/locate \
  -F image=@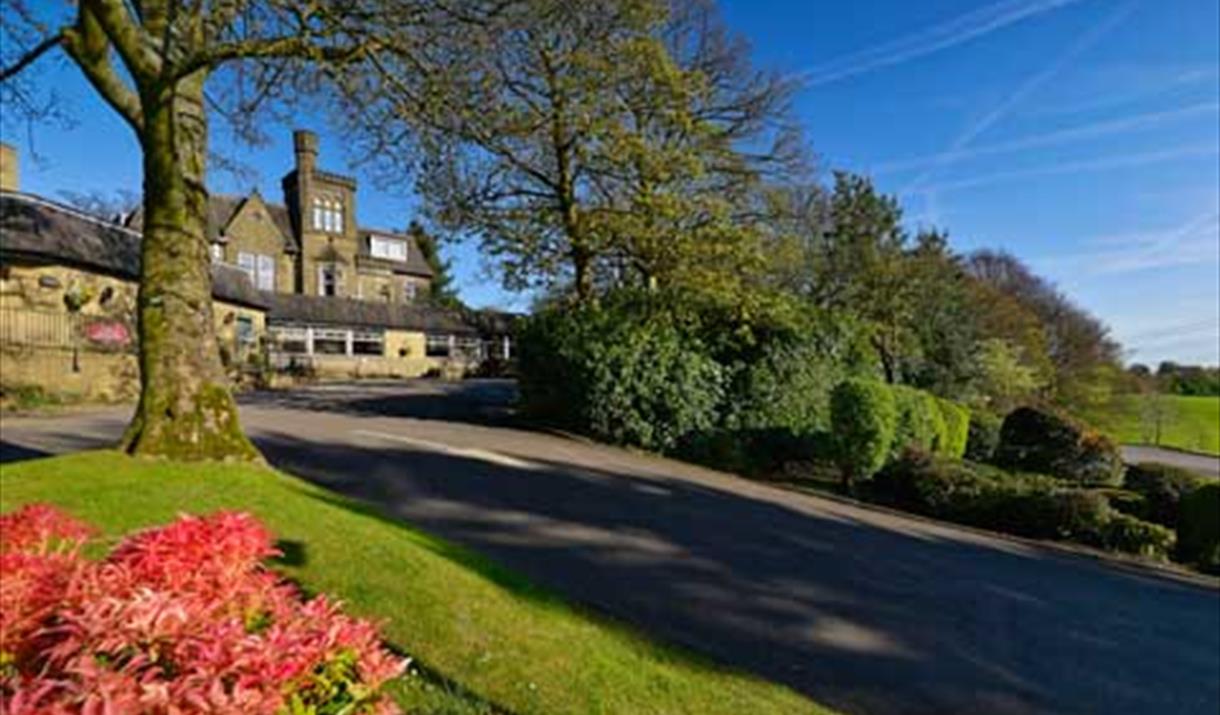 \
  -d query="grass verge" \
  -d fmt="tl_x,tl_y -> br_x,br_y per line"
0,451 -> 828,715
1086,395 -> 1220,456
